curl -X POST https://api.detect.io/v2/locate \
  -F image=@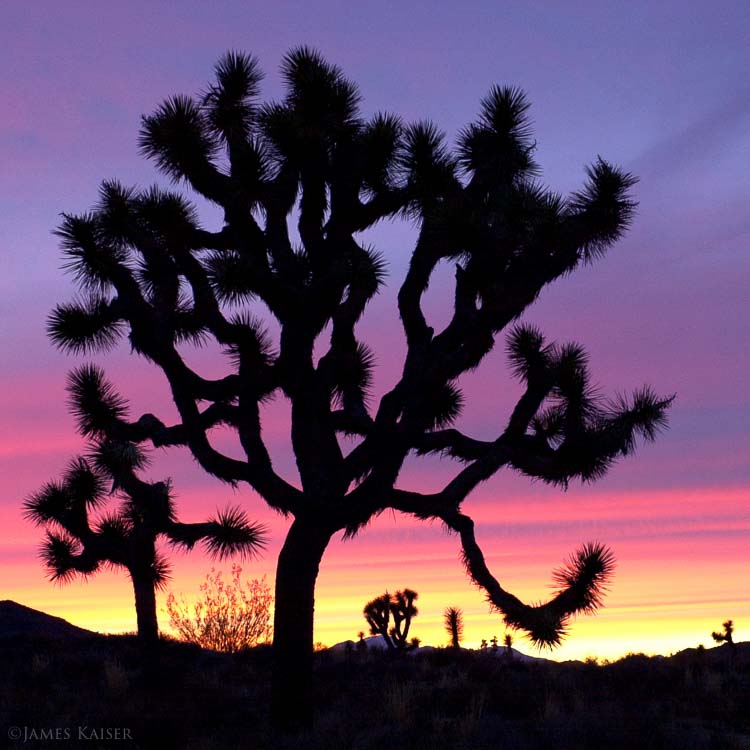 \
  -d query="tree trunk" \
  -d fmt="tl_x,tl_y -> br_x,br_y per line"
131,572 -> 159,645
270,517 -> 332,731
